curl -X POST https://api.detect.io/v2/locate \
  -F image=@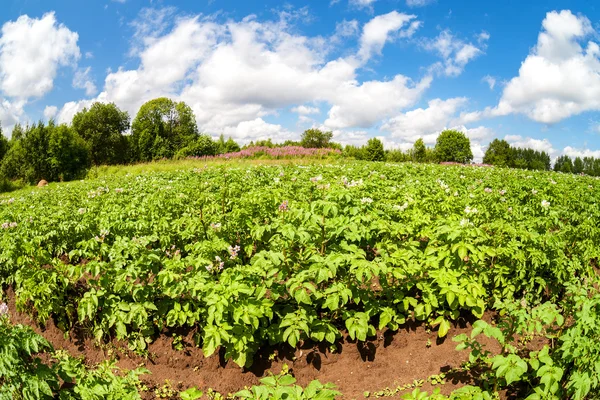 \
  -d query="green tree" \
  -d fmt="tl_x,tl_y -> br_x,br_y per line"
412,138 -> 426,162
434,130 -> 473,164
554,155 -> 573,173
364,138 -> 385,162
131,98 -> 198,161
216,134 -> 241,154
573,156 -> 584,174
47,124 -> 90,181
72,102 -> 130,165
483,139 -> 512,166
0,124 -> 9,162
175,134 -> 218,158
300,129 -> 333,148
